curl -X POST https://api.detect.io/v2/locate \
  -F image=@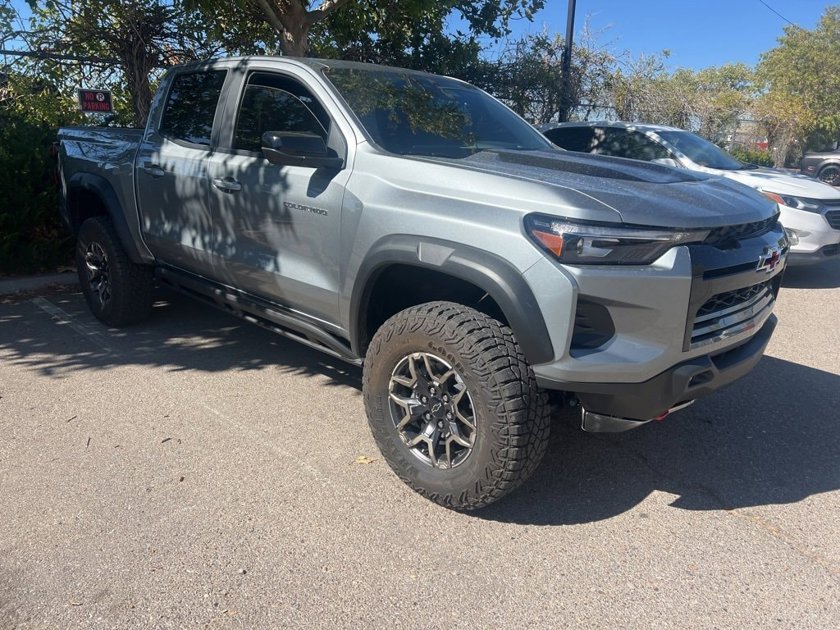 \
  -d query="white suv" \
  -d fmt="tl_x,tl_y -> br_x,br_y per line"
540,121 -> 840,265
